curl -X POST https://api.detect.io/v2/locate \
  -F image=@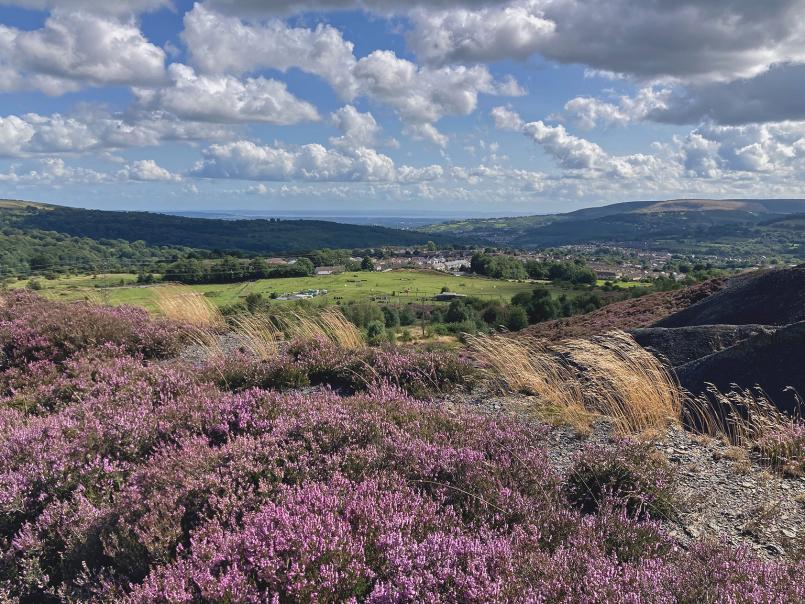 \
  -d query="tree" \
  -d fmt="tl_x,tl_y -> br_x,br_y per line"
445,299 -> 474,323
366,320 -> 386,346
382,306 -> 400,328
426,241 -> 438,251
361,256 -> 375,272
504,306 -> 529,331
294,257 -> 314,276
